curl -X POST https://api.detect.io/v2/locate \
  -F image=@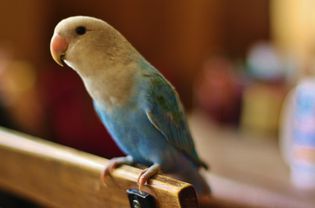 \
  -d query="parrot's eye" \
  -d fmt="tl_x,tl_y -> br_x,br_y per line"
75,26 -> 86,35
